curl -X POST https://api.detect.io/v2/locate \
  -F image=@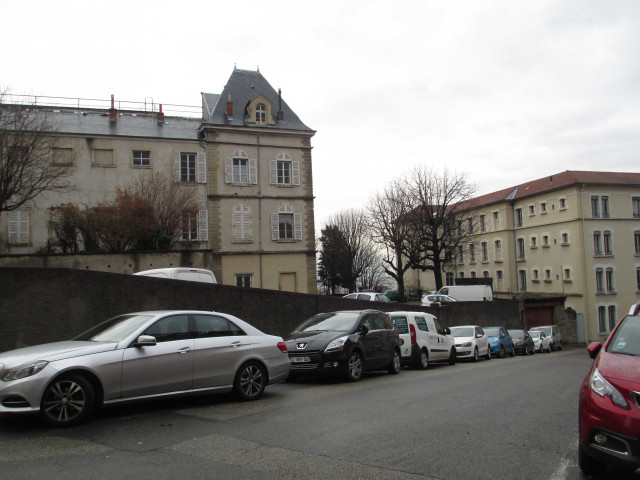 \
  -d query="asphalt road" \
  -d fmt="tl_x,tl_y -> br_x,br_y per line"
0,347 -> 636,480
